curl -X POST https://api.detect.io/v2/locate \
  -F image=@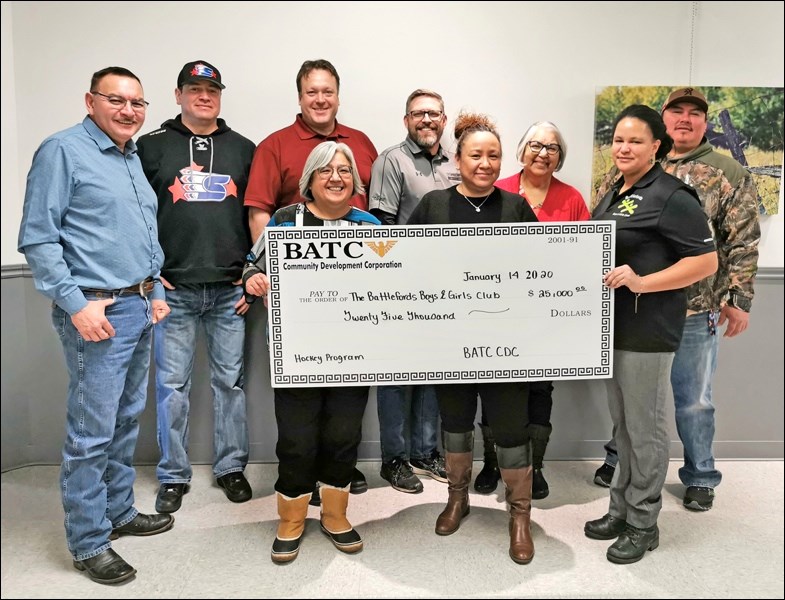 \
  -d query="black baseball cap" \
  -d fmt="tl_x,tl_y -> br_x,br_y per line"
177,60 -> 225,89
